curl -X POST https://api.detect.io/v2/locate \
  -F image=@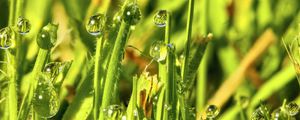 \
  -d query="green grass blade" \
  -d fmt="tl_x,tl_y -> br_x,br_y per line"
99,22 -> 131,120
